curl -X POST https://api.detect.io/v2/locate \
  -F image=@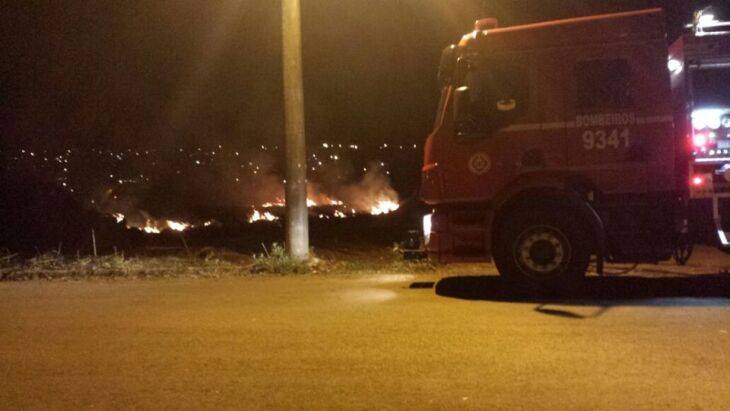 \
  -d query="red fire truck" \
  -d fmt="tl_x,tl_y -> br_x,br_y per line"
420,8 -> 730,284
